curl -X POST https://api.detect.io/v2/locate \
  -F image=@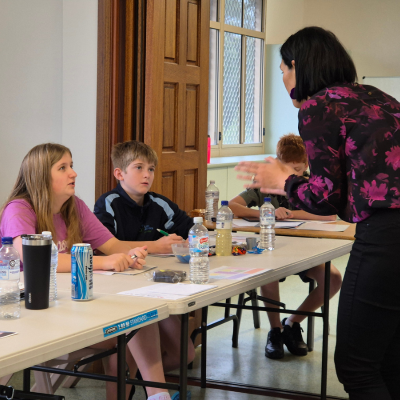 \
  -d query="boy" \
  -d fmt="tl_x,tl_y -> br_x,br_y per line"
229,134 -> 342,359
94,140 -> 193,254
94,140 -> 196,386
